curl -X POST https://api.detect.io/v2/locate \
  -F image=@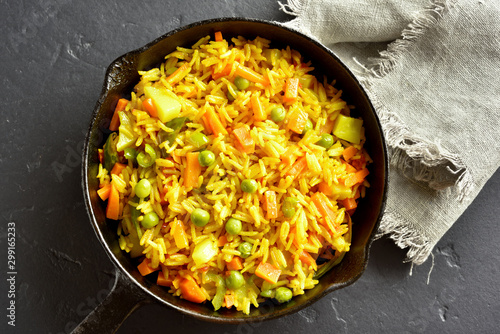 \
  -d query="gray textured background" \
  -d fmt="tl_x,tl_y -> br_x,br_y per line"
1,0 -> 499,333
